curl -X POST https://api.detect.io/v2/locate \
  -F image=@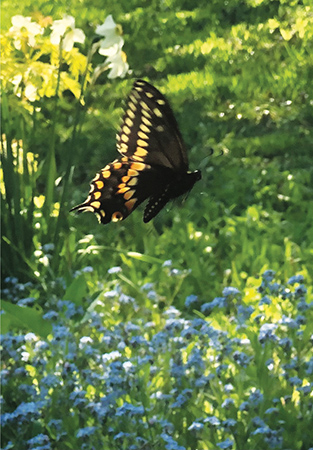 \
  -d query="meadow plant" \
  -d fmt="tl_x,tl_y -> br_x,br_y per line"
1,270 -> 312,449
1,13 -> 129,281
